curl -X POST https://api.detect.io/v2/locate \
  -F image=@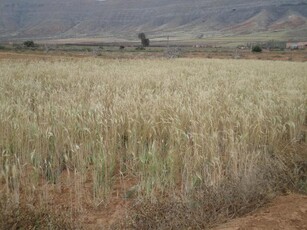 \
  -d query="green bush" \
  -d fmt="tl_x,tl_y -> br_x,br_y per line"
23,40 -> 35,48
136,46 -> 145,51
252,45 -> 262,53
